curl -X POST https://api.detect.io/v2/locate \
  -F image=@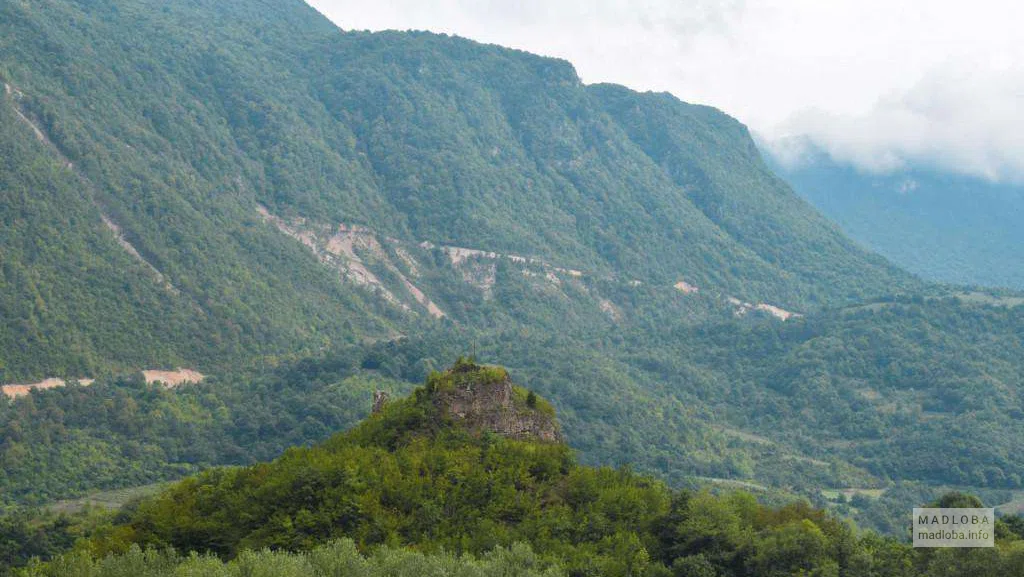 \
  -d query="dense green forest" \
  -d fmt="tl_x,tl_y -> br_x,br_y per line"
0,0 -> 921,384
18,541 -> 563,577
8,366 -> 1024,577
0,357 -> 413,506
2,0 -> 1024,573
3,295 -> 1024,534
